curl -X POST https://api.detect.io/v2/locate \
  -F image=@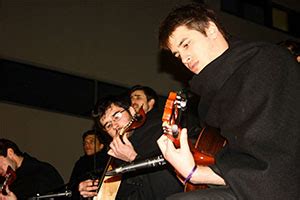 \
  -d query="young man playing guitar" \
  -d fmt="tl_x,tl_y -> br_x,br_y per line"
79,94 -> 182,200
157,3 -> 300,200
